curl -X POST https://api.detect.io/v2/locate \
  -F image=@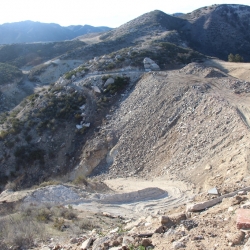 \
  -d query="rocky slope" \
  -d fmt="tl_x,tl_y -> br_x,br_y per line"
181,4 -> 250,61
73,63 -> 250,194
